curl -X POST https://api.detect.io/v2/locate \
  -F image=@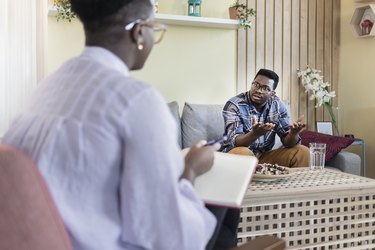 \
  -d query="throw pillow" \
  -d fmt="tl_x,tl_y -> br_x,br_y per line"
300,130 -> 355,162
181,103 -> 224,149
167,101 -> 182,148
